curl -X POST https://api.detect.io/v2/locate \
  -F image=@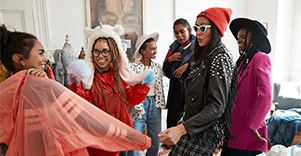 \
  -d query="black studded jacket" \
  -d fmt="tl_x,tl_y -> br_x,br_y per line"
182,43 -> 236,138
